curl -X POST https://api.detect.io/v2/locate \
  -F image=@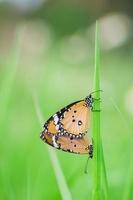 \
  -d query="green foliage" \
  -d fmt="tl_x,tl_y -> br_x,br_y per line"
33,94 -> 72,200
92,22 -> 108,200
0,22 -> 133,200
92,21 -> 101,200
